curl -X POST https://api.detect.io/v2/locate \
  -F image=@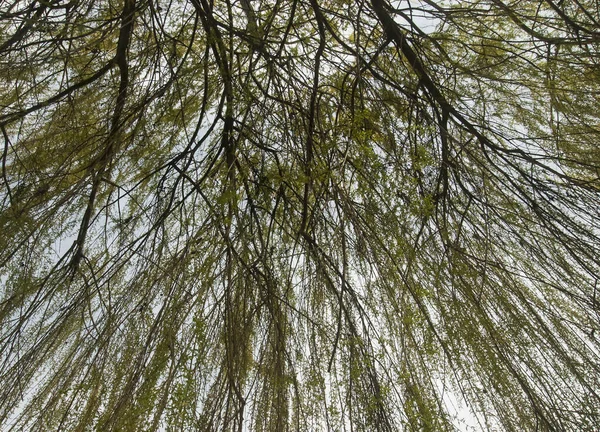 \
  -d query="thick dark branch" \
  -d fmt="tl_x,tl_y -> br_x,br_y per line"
71,0 -> 137,270
0,1 -> 49,53
0,63 -> 114,127
299,0 -> 326,237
